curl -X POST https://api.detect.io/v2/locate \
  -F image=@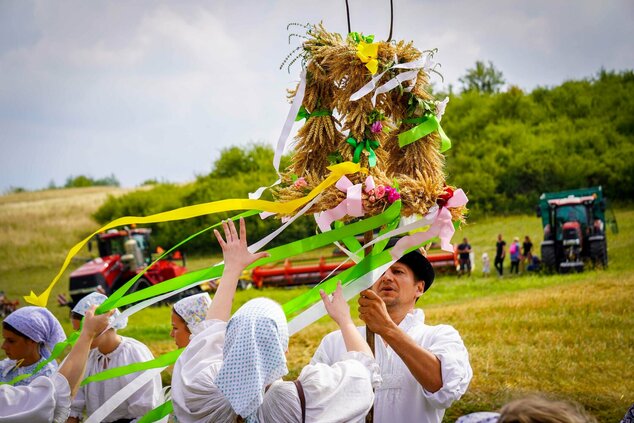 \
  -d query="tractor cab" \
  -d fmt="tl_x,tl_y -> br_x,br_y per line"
65,227 -> 187,308
537,187 -> 616,273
